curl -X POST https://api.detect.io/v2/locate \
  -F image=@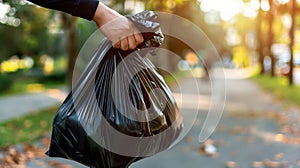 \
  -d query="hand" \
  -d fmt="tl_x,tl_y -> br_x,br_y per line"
93,2 -> 144,51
